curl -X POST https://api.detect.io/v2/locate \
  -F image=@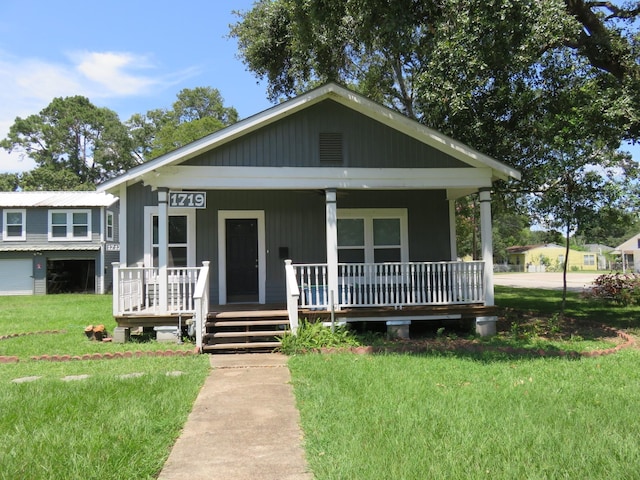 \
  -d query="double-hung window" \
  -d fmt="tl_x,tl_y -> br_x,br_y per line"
106,211 -> 114,241
144,207 -> 195,268
48,210 -> 91,241
337,209 -> 408,264
3,209 -> 26,241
